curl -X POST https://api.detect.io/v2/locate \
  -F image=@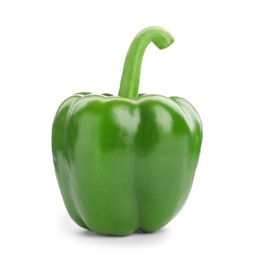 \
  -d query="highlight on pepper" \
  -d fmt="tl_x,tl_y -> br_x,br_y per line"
52,26 -> 203,236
